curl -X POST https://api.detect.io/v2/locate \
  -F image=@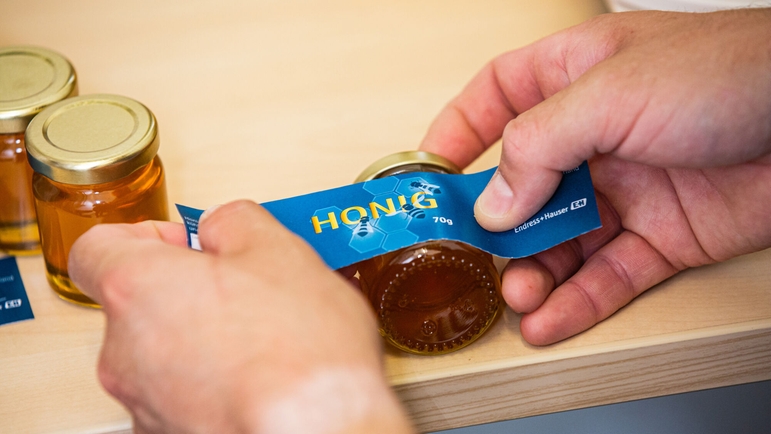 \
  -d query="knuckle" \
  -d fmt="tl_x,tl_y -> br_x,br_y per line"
97,353 -> 129,404
502,117 -> 539,160
97,265 -> 138,314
